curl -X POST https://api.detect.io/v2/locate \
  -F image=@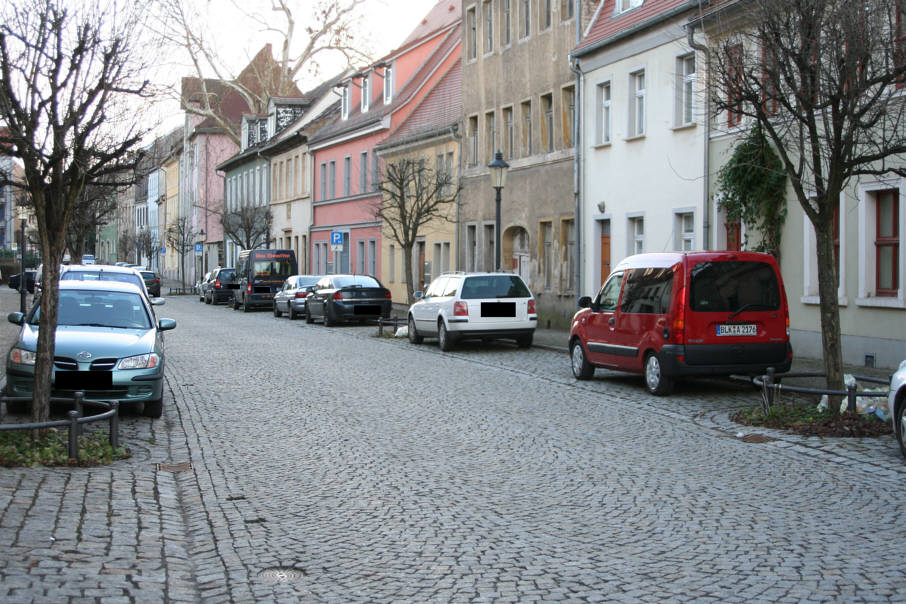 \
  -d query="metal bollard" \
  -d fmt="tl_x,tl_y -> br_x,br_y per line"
74,391 -> 84,418
109,401 -> 119,450
847,382 -> 857,413
68,410 -> 80,460
377,317 -> 384,337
